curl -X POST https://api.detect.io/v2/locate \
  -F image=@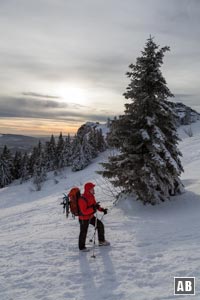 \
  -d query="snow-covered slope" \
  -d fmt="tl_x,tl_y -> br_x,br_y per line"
1,122 -> 200,300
